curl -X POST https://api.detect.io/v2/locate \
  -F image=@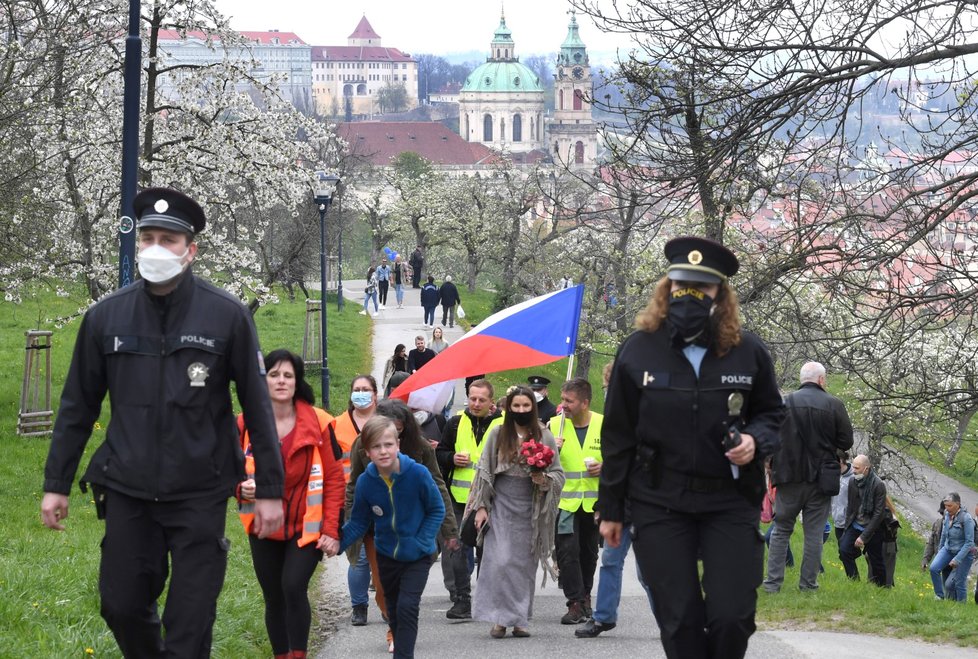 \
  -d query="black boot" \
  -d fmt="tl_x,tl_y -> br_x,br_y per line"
351,604 -> 368,626
446,597 -> 472,620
